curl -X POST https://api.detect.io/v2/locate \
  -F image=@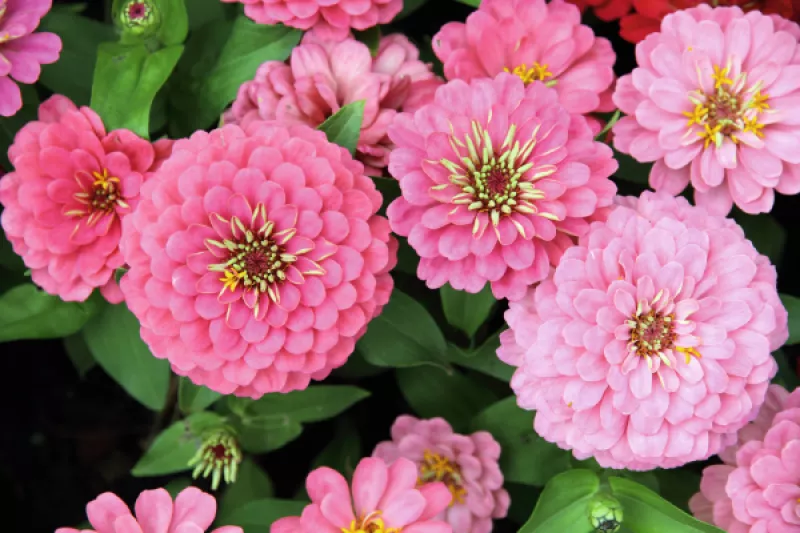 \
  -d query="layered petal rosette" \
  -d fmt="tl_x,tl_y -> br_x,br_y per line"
498,191 -> 788,470
373,416 -> 510,533
119,121 -> 396,397
387,73 -> 617,300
